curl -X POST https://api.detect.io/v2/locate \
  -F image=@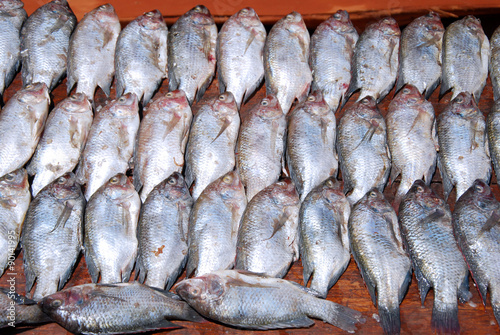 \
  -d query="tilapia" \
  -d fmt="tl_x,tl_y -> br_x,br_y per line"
136,173 -> 193,290
116,9 -> 168,105
235,178 -> 300,278
84,173 -> 141,284
264,11 -> 312,114
287,90 -> 337,201
236,94 -> 286,201
0,288 -> 51,327
184,92 -> 239,200
21,172 -> 85,300
349,189 -> 412,335
187,171 -> 246,277
27,93 -> 93,196
217,7 -> 266,109
299,177 -> 350,298
168,5 -> 217,105
309,10 -> 358,111
487,100 -> 500,179
20,0 -> 76,91
491,26 -> 500,101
